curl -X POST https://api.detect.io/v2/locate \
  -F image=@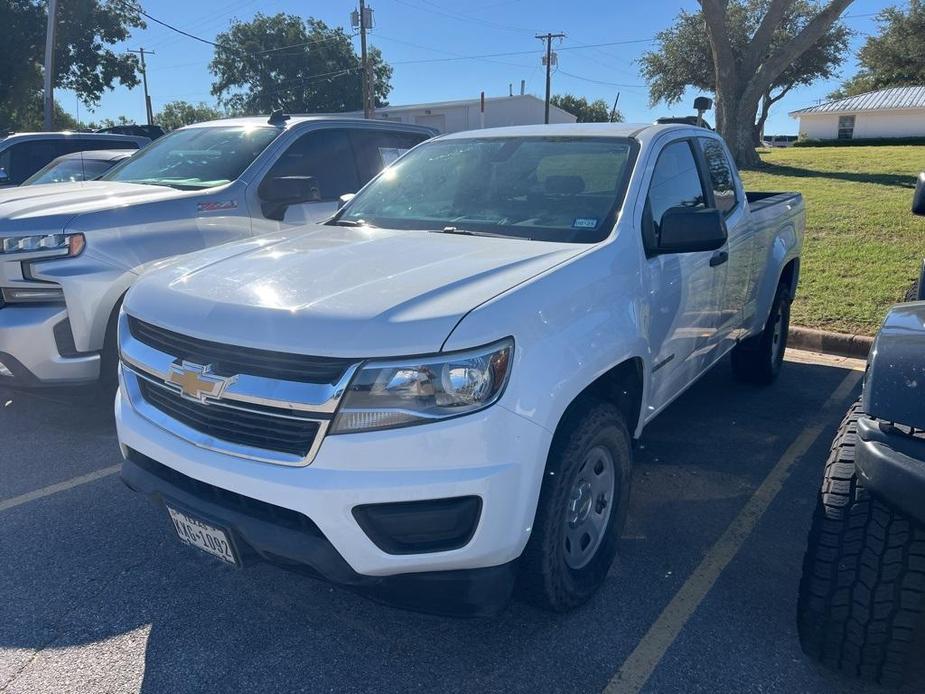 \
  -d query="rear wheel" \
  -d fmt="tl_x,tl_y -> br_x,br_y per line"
518,401 -> 632,611
797,402 -> 925,686
731,280 -> 790,385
